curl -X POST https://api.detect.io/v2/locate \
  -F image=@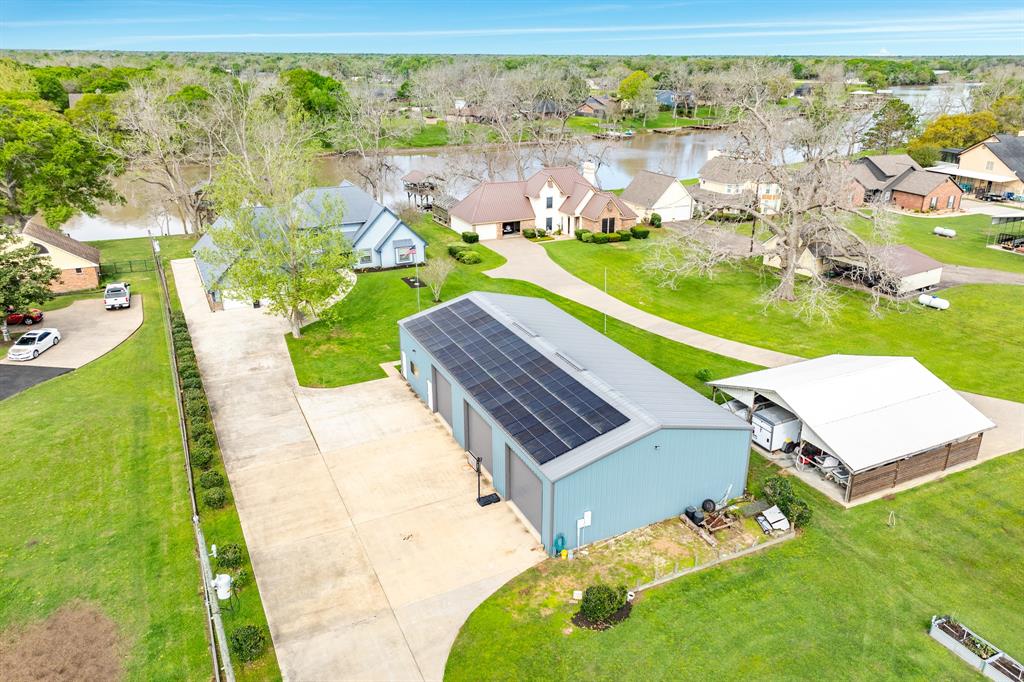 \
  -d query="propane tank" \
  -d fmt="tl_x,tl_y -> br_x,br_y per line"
918,294 -> 950,310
